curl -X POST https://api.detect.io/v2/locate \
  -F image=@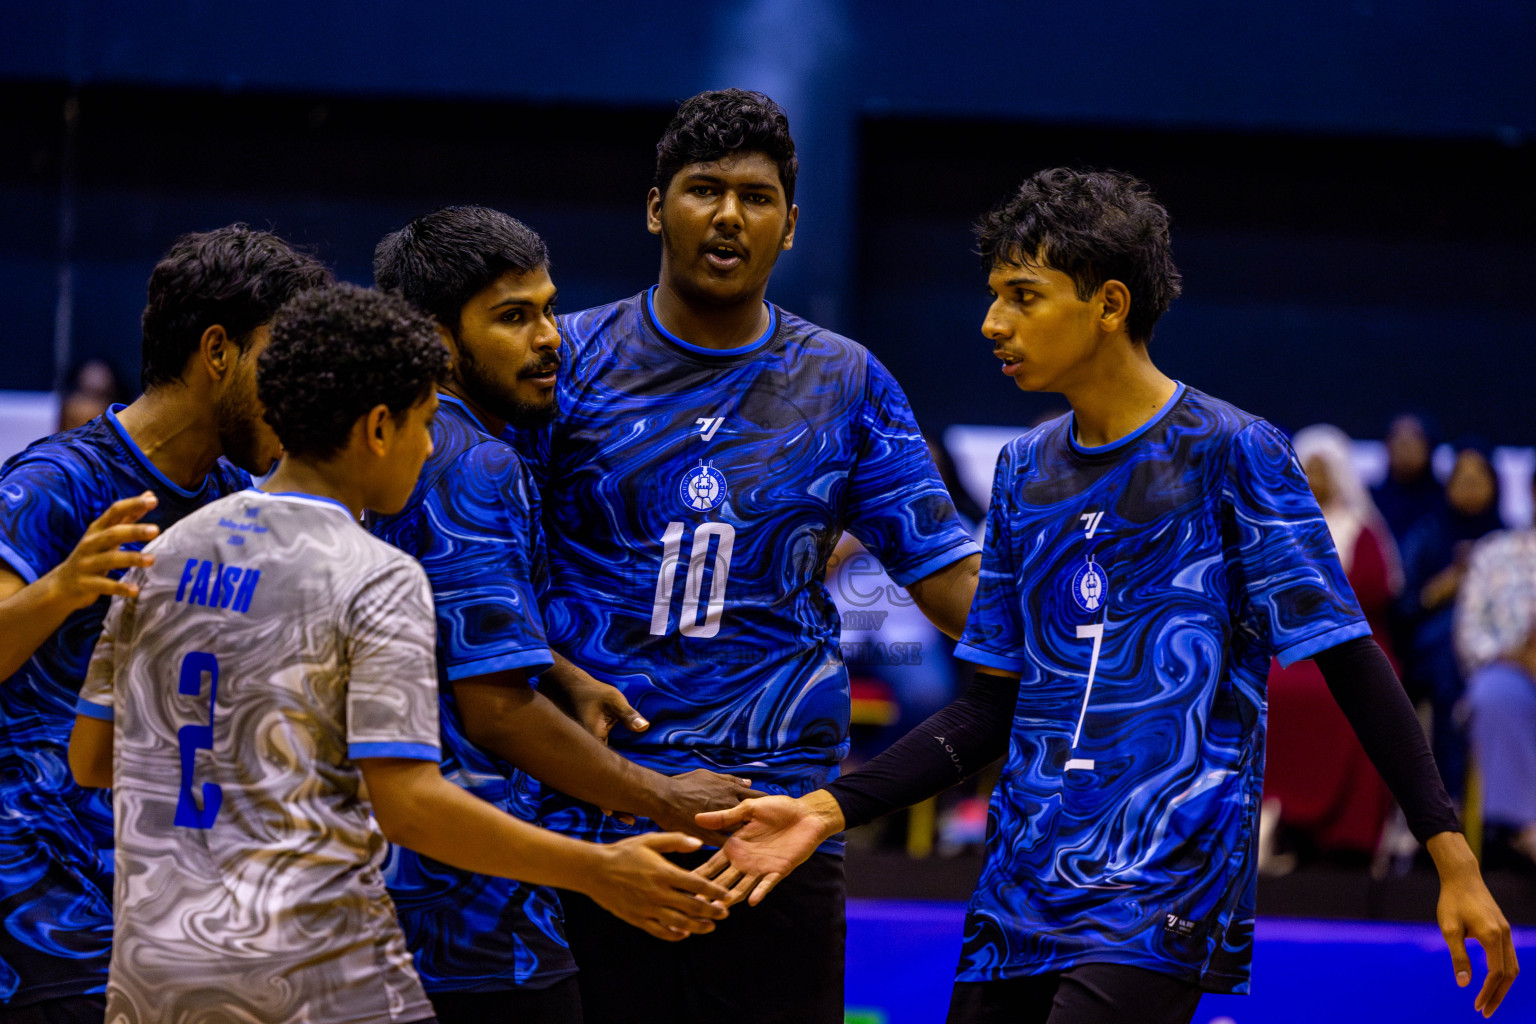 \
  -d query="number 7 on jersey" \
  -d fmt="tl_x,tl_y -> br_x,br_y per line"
1065,623 -> 1103,772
